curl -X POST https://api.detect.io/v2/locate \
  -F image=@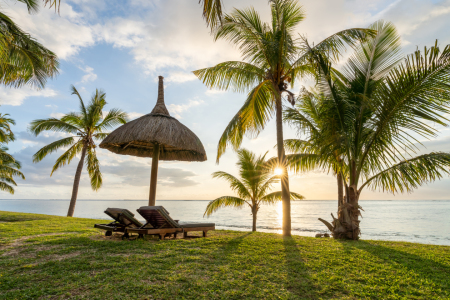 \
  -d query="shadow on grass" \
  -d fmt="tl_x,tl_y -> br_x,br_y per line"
339,240 -> 450,291
283,236 -> 318,299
